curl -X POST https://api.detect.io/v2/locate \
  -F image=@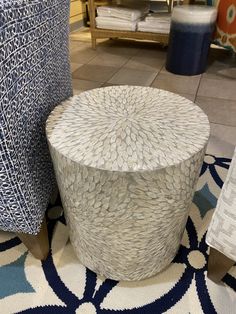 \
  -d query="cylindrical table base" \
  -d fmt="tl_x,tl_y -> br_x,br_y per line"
50,146 -> 205,281
46,87 -> 209,281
